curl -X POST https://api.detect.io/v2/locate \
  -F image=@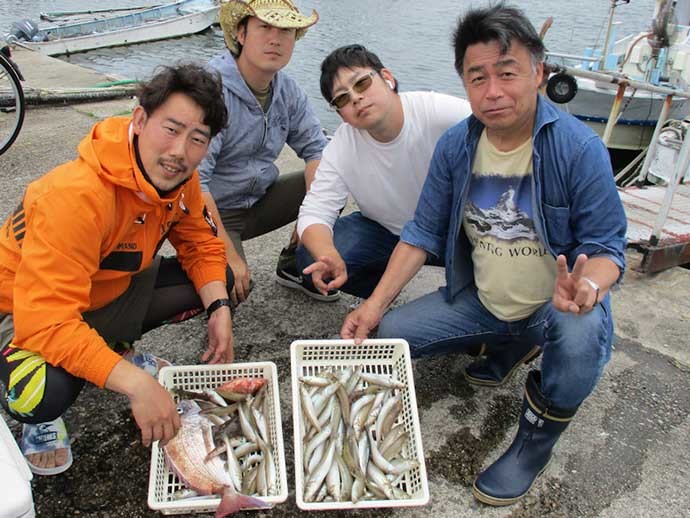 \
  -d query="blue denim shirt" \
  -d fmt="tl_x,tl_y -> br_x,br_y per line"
198,51 -> 327,210
400,96 -> 627,302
